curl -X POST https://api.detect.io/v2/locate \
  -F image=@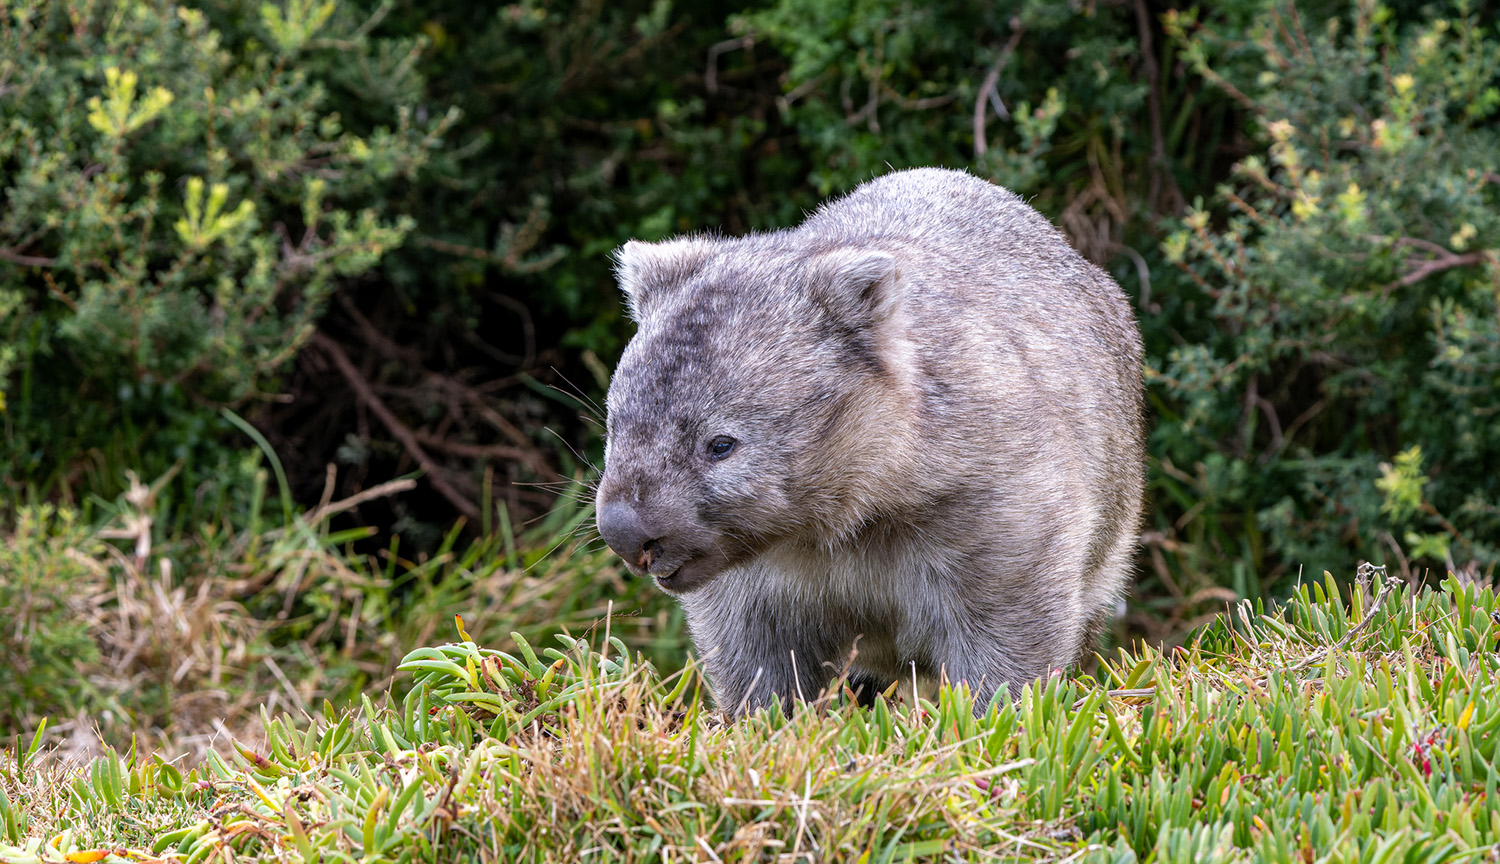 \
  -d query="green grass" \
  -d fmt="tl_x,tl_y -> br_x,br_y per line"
3,567 -> 1498,862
